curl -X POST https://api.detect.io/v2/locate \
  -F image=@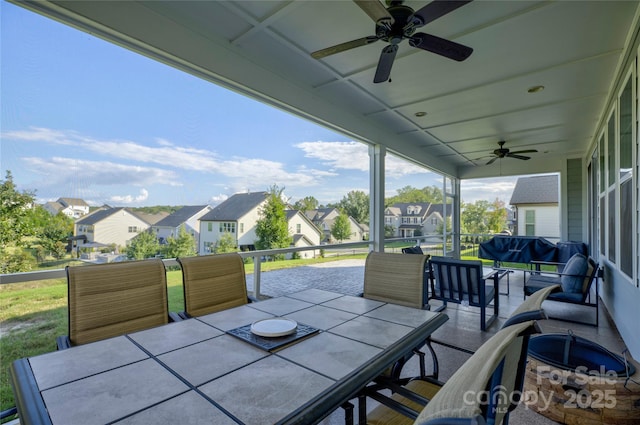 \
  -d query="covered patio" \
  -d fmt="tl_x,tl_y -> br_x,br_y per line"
4,0 -> 640,423
15,0 -> 637,358
245,258 -> 632,424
